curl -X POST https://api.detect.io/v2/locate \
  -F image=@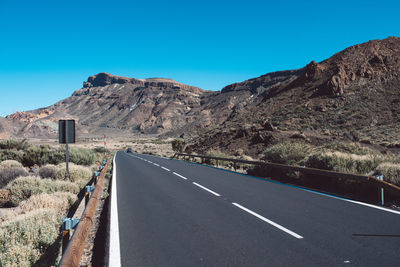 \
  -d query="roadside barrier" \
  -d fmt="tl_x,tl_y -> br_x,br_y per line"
58,158 -> 110,267
174,153 -> 400,205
